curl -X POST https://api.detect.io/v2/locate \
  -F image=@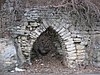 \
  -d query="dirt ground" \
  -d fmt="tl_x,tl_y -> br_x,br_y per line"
1,55 -> 100,75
